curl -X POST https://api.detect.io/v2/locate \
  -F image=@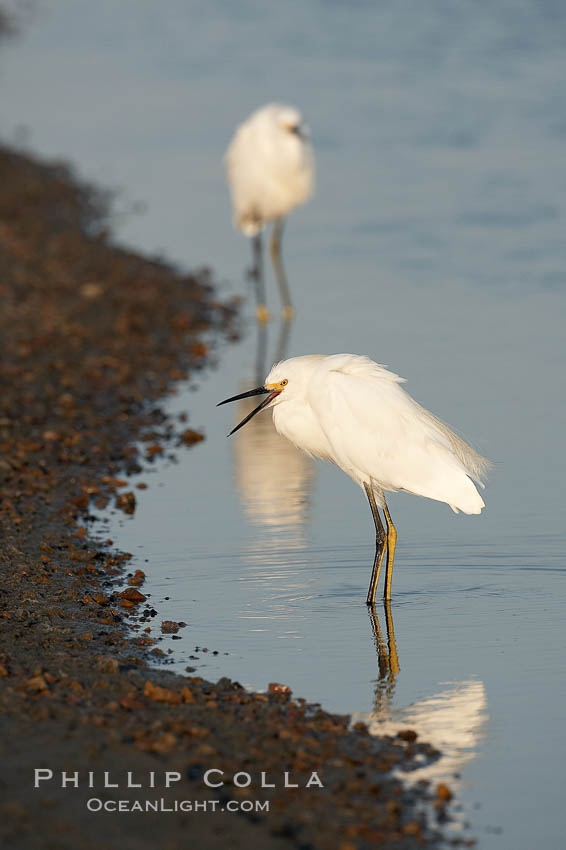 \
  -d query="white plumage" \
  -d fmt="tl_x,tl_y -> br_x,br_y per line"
224,103 -> 315,319
225,103 -> 314,235
268,354 -> 488,515
218,353 -> 490,601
